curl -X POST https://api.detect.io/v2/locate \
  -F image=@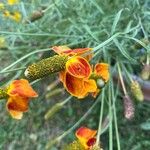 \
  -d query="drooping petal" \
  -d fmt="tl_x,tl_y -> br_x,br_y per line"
7,96 -> 29,112
8,110 -> 23,119
64,72 -> 88,99
7,79 -> 38,98
73,48 -> 93,60
94,63 -> 109,82
52,46 -> 93,60
52,46 -> 72,55
75,127 -> 97,149
66,56 -> 91,78
73,48 -> 92,54
6,96 -> 30,119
